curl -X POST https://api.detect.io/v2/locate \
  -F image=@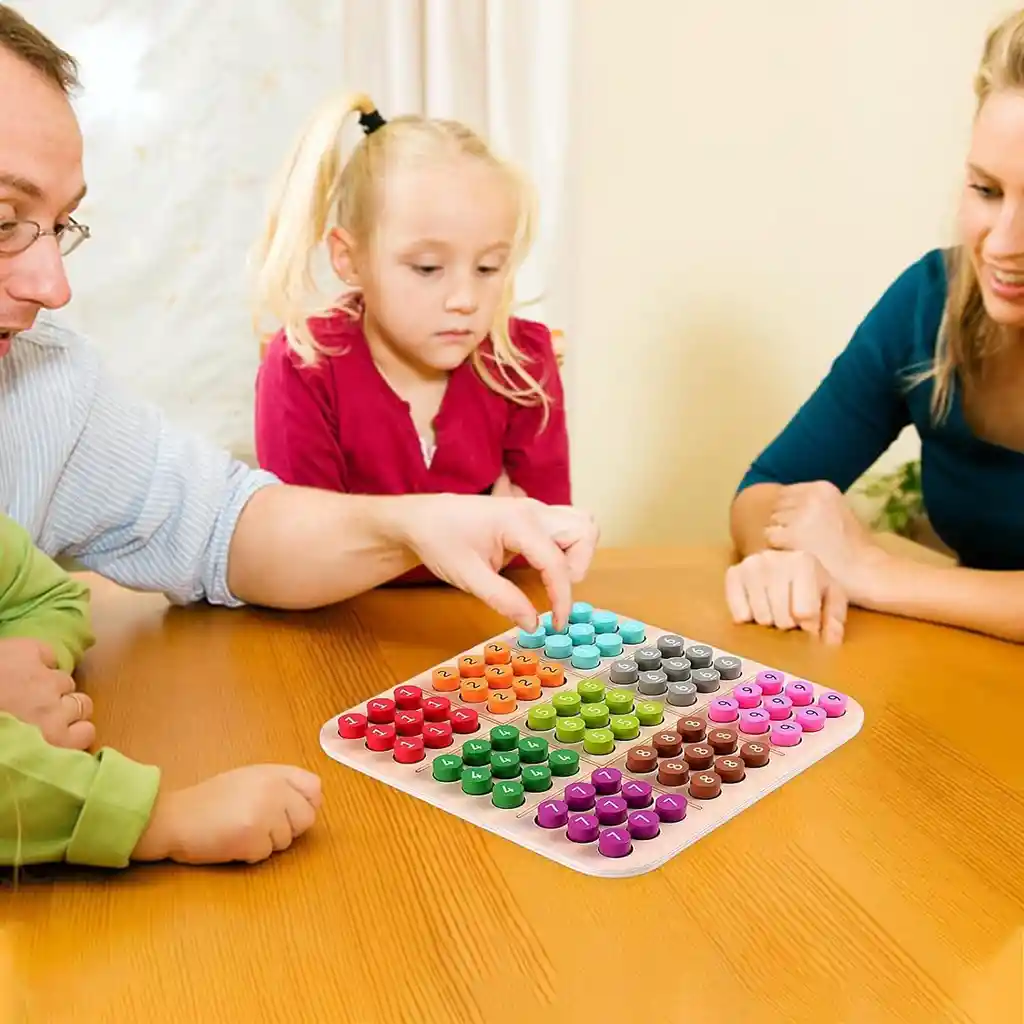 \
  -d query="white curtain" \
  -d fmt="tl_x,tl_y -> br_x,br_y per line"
19,0 -> 573,459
